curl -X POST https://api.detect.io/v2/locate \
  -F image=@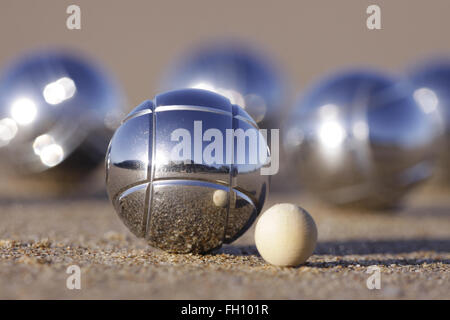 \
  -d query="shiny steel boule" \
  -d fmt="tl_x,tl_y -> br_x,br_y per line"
284,70 -> 442,208
106,89 -> 269,253
0,50 -> 124,190
408,60 -> 450,182
161,42 -> 286,129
